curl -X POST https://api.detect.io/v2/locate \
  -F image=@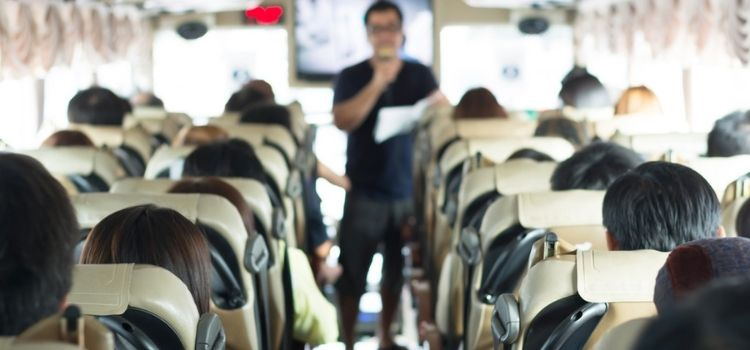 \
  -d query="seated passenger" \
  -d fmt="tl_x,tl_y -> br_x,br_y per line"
239,103 -> 294,132
0,153 -> 79,335
79,205 -> 212,314
735,199 -> 750,239
244,79 -> 275,102
225,85 -> 272,114
506,148 -> 554,162
550,141 -> 643,190
182,138 -> 267,183
168,177 -> 255,237
614,85 -> 663,116
534,116 -> 590,149
67,87 -> 128,126
41,130 -> 95,147
452,87 -> 507,120
707,110 -> 750,157
635,278 -> 750,350
558,68 -> 611,109
653,237 -> 750,313
172,125 -> 229,147
603,162 -> 724,251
